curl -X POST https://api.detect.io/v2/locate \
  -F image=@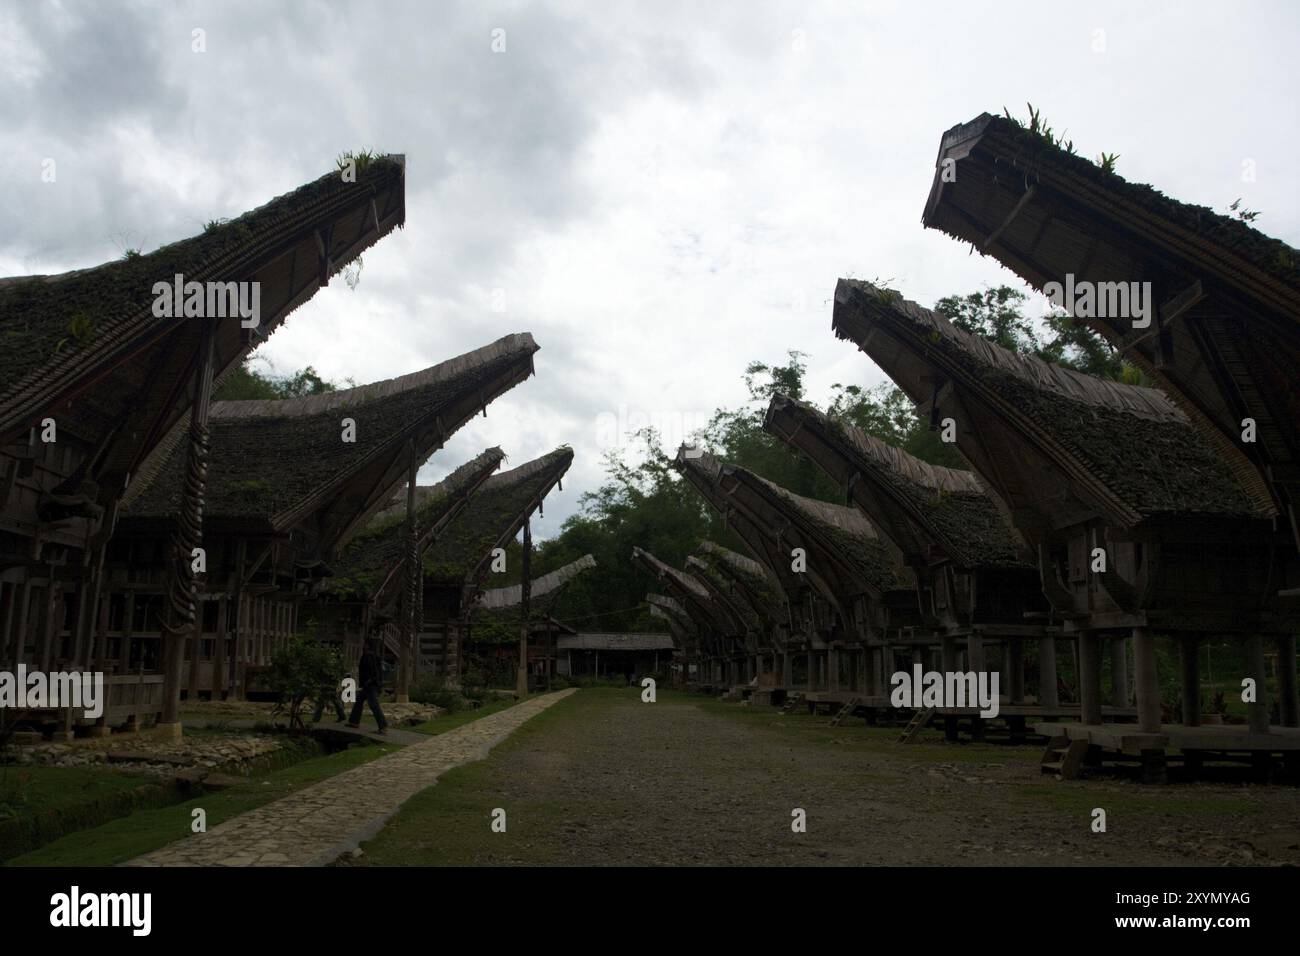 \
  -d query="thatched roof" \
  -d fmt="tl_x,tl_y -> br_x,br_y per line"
715,463 -> 912,601
686,555 -> 758,634
673,446 -> 804,599
695,541 -> 787,625
0,156 -> 407,494
475,553 -> 597,610
323,448 -> 505,602
922,111 -> 1298,529
764,393 -> 1029,570
647,593 -> 697,637
423,447 -> 573,590
631,545 -> 736,635
466,556 -> 595,645
123,334 -> 538,552
832,279 -> 1261,530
